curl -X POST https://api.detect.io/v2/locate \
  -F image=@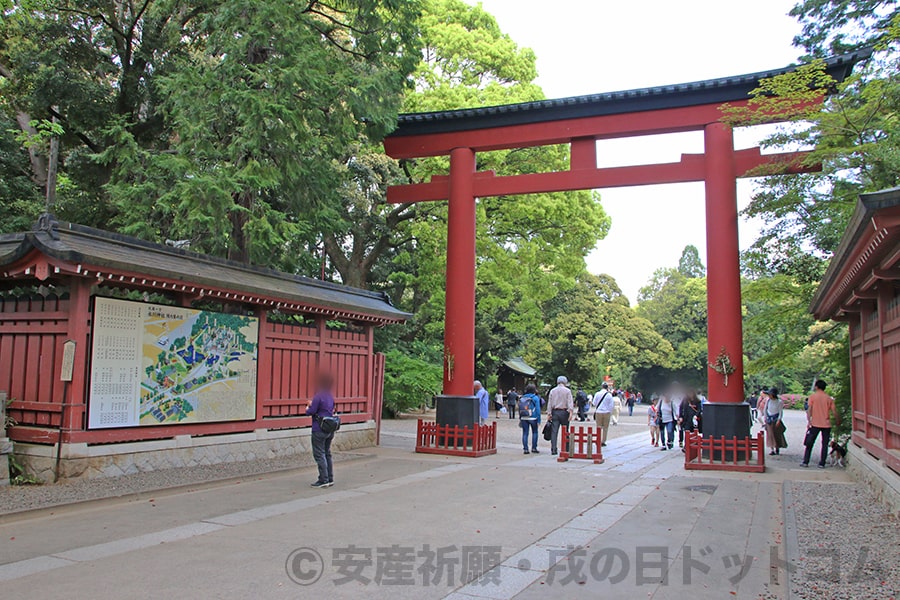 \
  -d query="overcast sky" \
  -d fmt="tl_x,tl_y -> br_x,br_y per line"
471,0 -> 804,302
